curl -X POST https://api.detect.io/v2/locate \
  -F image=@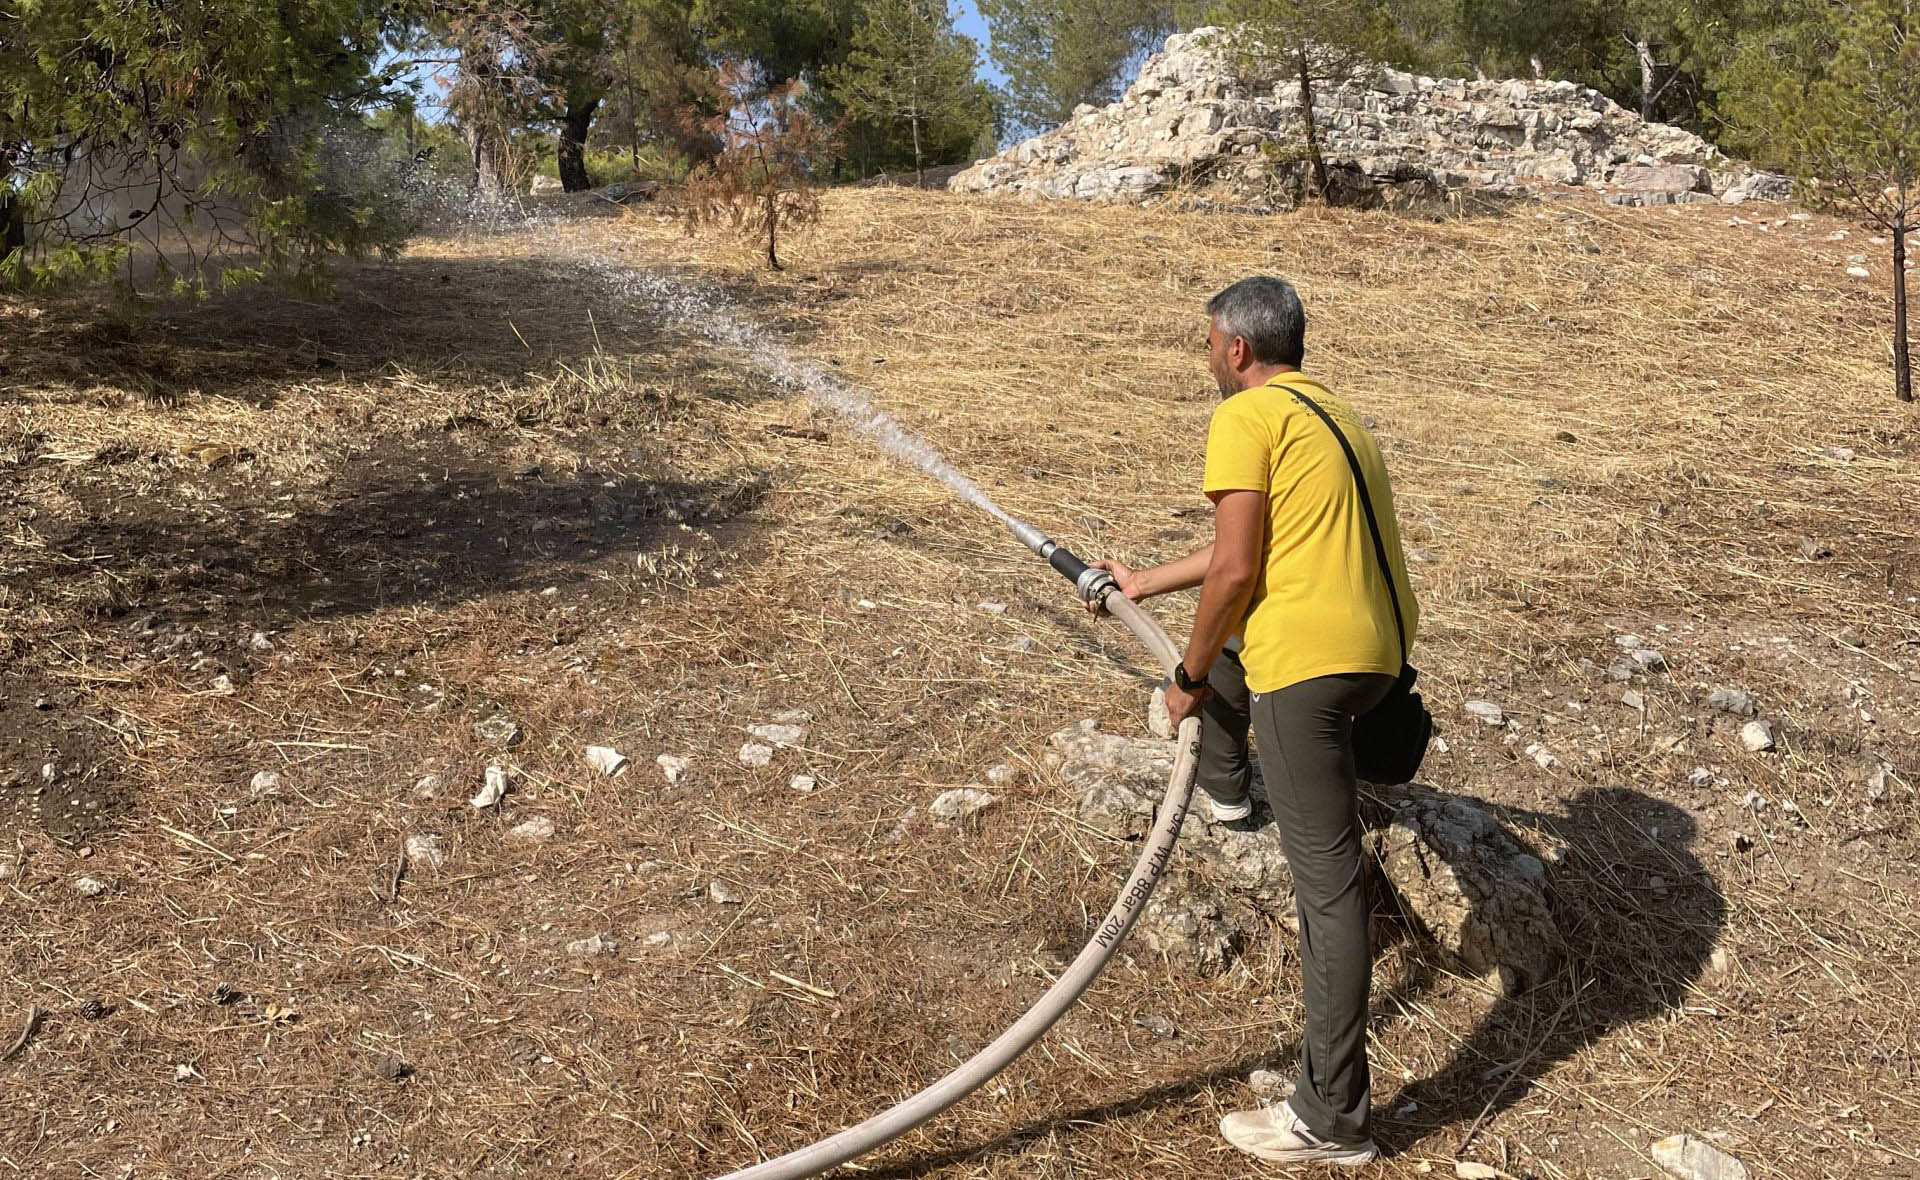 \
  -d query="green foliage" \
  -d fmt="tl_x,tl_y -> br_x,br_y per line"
825,0 -> 992,181
1717,0 -> 1919,401
979,0 -> 1177,138
0,0 -> 410,293
1204,0 -> 1398,199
